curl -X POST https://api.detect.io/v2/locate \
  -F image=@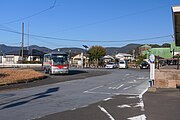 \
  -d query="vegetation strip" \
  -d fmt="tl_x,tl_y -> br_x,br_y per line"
0,68 -> 46,86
